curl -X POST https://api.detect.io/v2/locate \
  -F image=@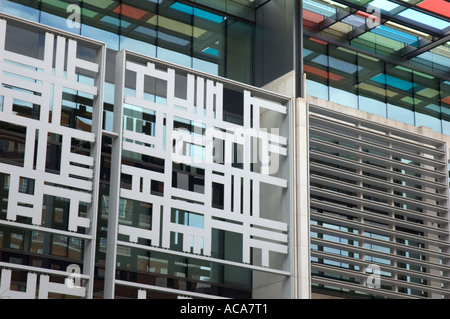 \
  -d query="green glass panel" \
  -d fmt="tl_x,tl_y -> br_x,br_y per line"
41,0 -> 72,10
80,8 -> 98,18
358,32 -> 404,52
83,0 -> 115,9
341,0 -> 373,5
